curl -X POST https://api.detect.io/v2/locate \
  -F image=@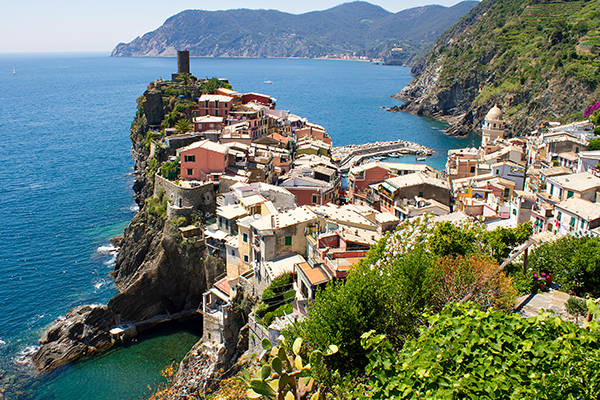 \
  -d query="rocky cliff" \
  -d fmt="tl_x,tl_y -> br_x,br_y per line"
32,82 -> 225,371
393,0 -> 600,136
